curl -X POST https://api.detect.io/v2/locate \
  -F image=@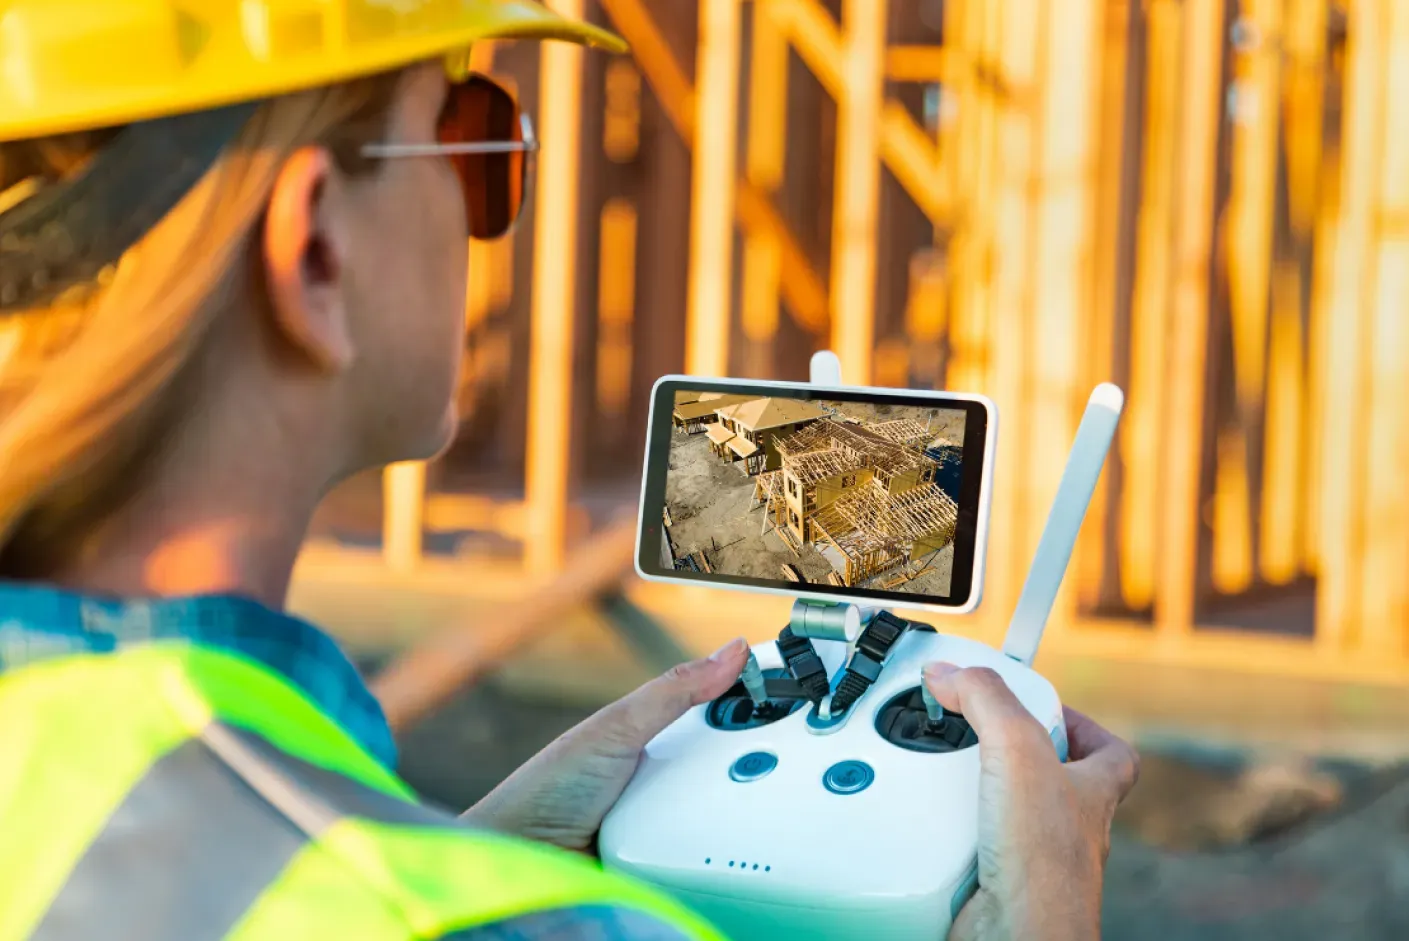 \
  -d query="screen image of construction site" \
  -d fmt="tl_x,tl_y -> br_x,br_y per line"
662,391 -> 967,596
